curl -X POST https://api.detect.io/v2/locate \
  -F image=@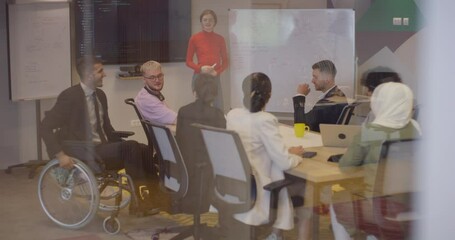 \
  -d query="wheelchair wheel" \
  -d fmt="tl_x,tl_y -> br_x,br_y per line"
38,159 -> 100,229
98,175 -> 131,212
103,216 -> 121,234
